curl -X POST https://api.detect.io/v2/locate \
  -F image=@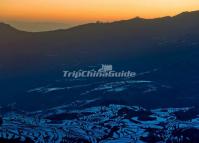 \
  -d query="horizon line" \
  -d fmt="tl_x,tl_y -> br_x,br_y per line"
1,10 -> 198,33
